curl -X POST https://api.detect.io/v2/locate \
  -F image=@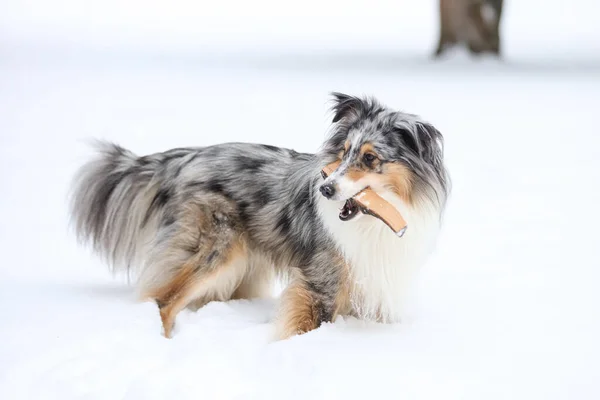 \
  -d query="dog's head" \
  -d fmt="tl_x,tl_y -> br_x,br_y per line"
319,92 -> 449,216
